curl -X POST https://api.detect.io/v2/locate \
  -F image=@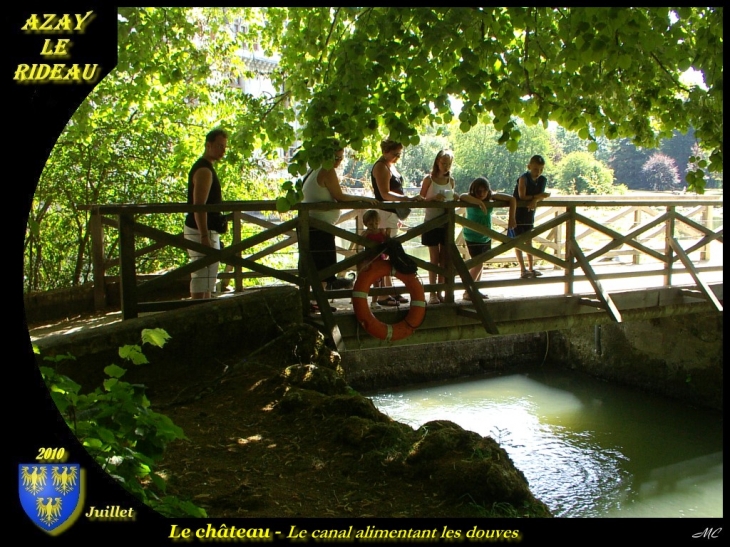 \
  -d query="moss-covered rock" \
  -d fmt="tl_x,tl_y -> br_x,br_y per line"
282,364 -> 349,396
262,325 -> 552,517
